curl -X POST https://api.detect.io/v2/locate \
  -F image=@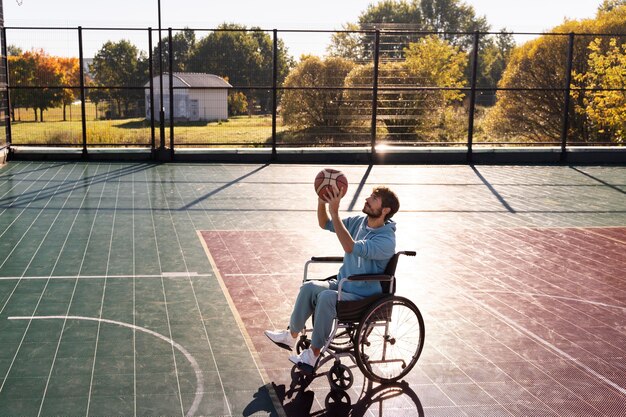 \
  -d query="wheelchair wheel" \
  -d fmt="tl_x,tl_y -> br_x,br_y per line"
355,296 -> 425,383
327,362 -> 354,390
